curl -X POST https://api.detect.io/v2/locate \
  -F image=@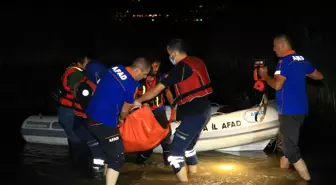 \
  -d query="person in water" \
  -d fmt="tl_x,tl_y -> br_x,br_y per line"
134,39 -> 213,182
56,55 -> 90,160
135,57 -> 174,165
84,57 -> 150,185
72,60 -> 108,170
258,33 -> 324,181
